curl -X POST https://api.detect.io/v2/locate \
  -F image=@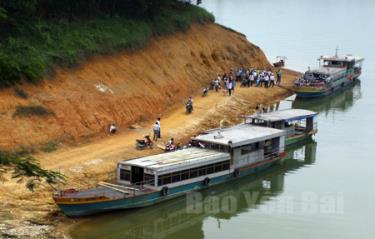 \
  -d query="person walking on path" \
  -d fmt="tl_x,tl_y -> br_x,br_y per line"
153,121 -> 160,141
